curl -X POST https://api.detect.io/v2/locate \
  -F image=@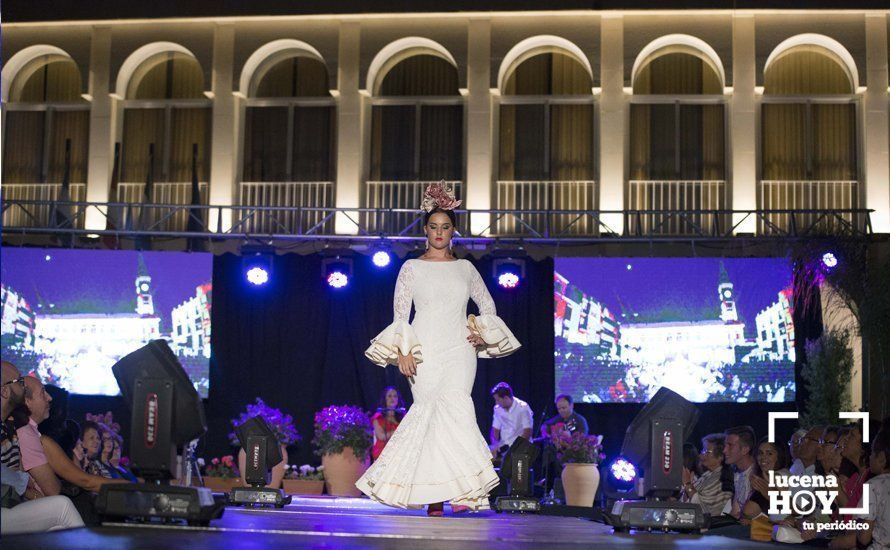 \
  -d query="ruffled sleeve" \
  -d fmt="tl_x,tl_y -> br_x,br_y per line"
365,261 -> 423,367
467,261 -> 522,359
